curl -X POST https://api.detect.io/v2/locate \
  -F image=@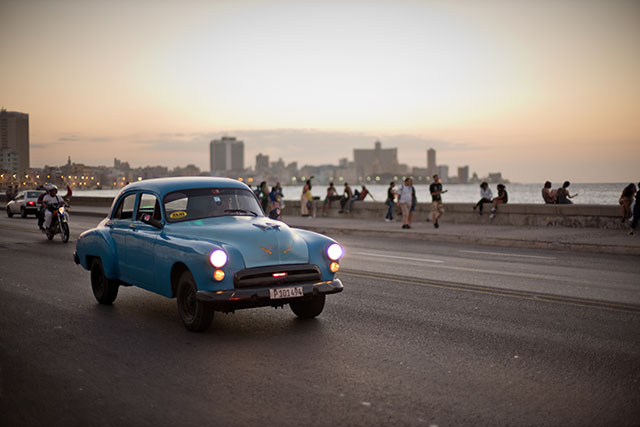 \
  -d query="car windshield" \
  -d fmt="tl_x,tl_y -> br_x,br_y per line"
27,191 -> 43,198
163,187 -> 263,222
